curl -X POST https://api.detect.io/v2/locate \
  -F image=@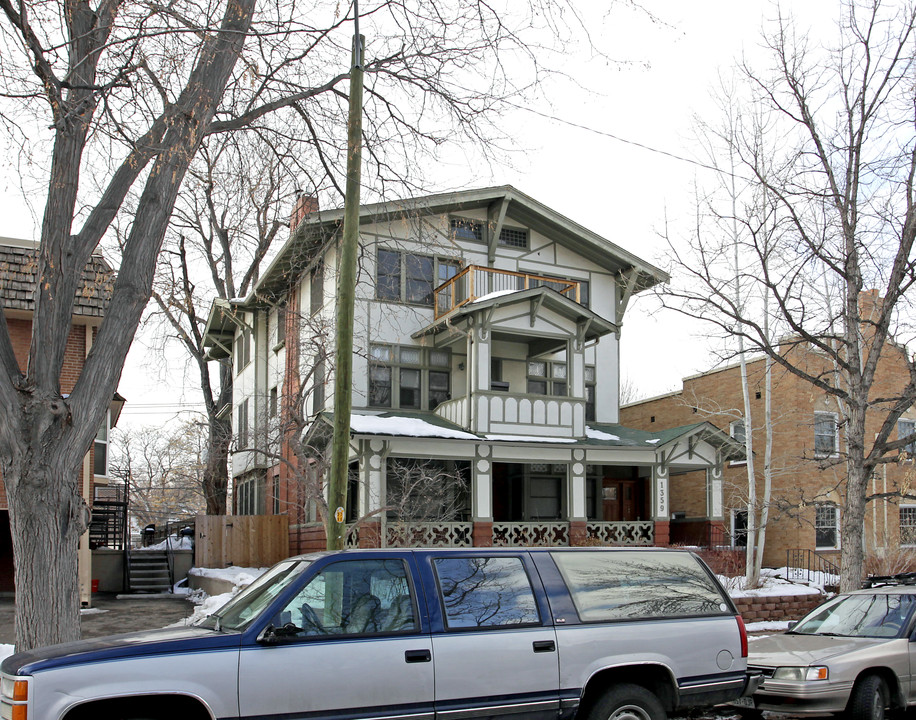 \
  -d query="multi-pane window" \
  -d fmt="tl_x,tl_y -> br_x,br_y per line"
313,352 -> 326,413
527,360 -> 567,396
585,366 -> 596,421
498,227 -> 528,249
899,419 -> 916,455
369,344 -> 450,410
310,262 -> 324,315
235,326 -> 251,374
730,419 -> 747,465
93,411 -> 110,477
275,305 -> 287,347
376,249 -> 459,306
237,399 -> 249,448
815,504 -> 839,549
814,412 -> 839,457
269,387 -> 278,418
901,506 -> 916,546
235,472 -> 265,515
448,217 -> 530,250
